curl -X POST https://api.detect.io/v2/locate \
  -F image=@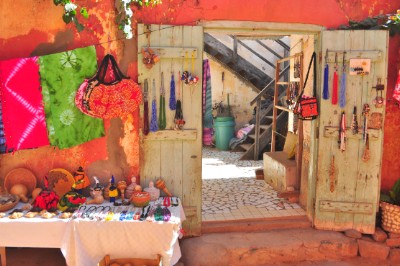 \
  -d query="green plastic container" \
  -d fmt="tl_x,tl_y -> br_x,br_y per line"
214,116 -> 235,151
